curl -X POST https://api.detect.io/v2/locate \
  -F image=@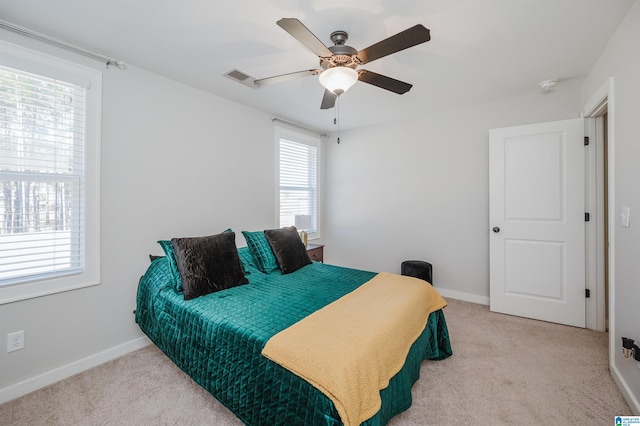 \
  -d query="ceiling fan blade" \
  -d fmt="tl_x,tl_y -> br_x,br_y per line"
358,70 -> 413,94
254,69 -> 320,86
320,89 -> 337,109
277,18 -> 333,59
356,24 -> 430,65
